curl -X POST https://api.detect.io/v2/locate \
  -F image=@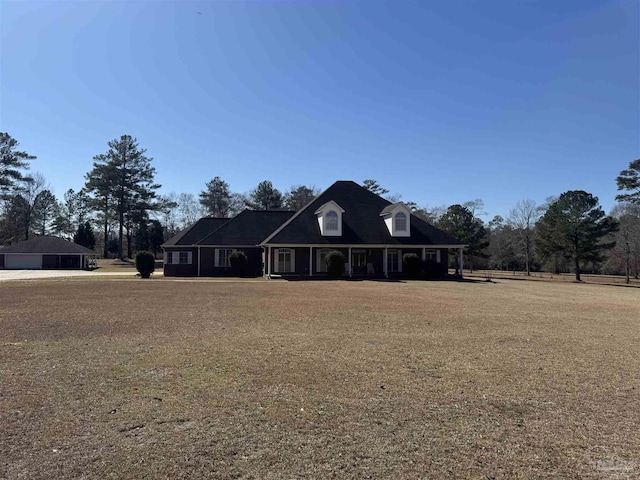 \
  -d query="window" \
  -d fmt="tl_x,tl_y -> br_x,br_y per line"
317,248 -> 331,273
277,248 -> 293,273
387,249 -> 401,273
326,211 -> 338,230
215,248 -> 234,267
395,212 -> 407,231
425,249 -> 438,262
165,252 -> 191,264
